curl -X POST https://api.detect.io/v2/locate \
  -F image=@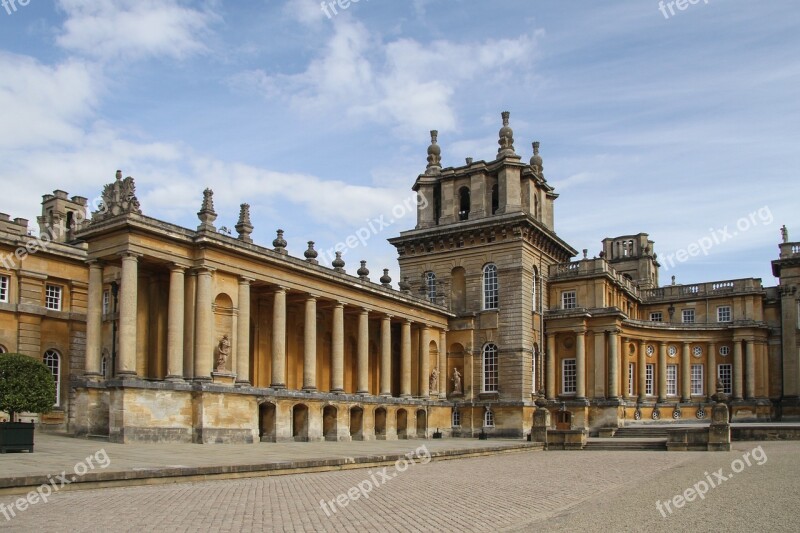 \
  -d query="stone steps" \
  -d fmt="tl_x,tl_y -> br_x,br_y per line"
584,438 -> 667,451
613,427 -> 670,438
